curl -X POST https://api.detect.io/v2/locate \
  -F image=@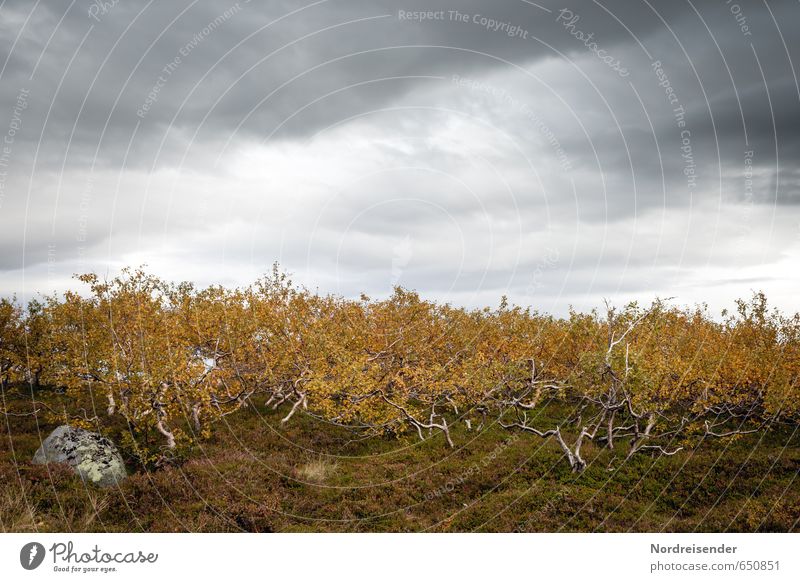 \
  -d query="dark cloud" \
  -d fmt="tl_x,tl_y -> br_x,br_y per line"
0,0 -> 798,313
